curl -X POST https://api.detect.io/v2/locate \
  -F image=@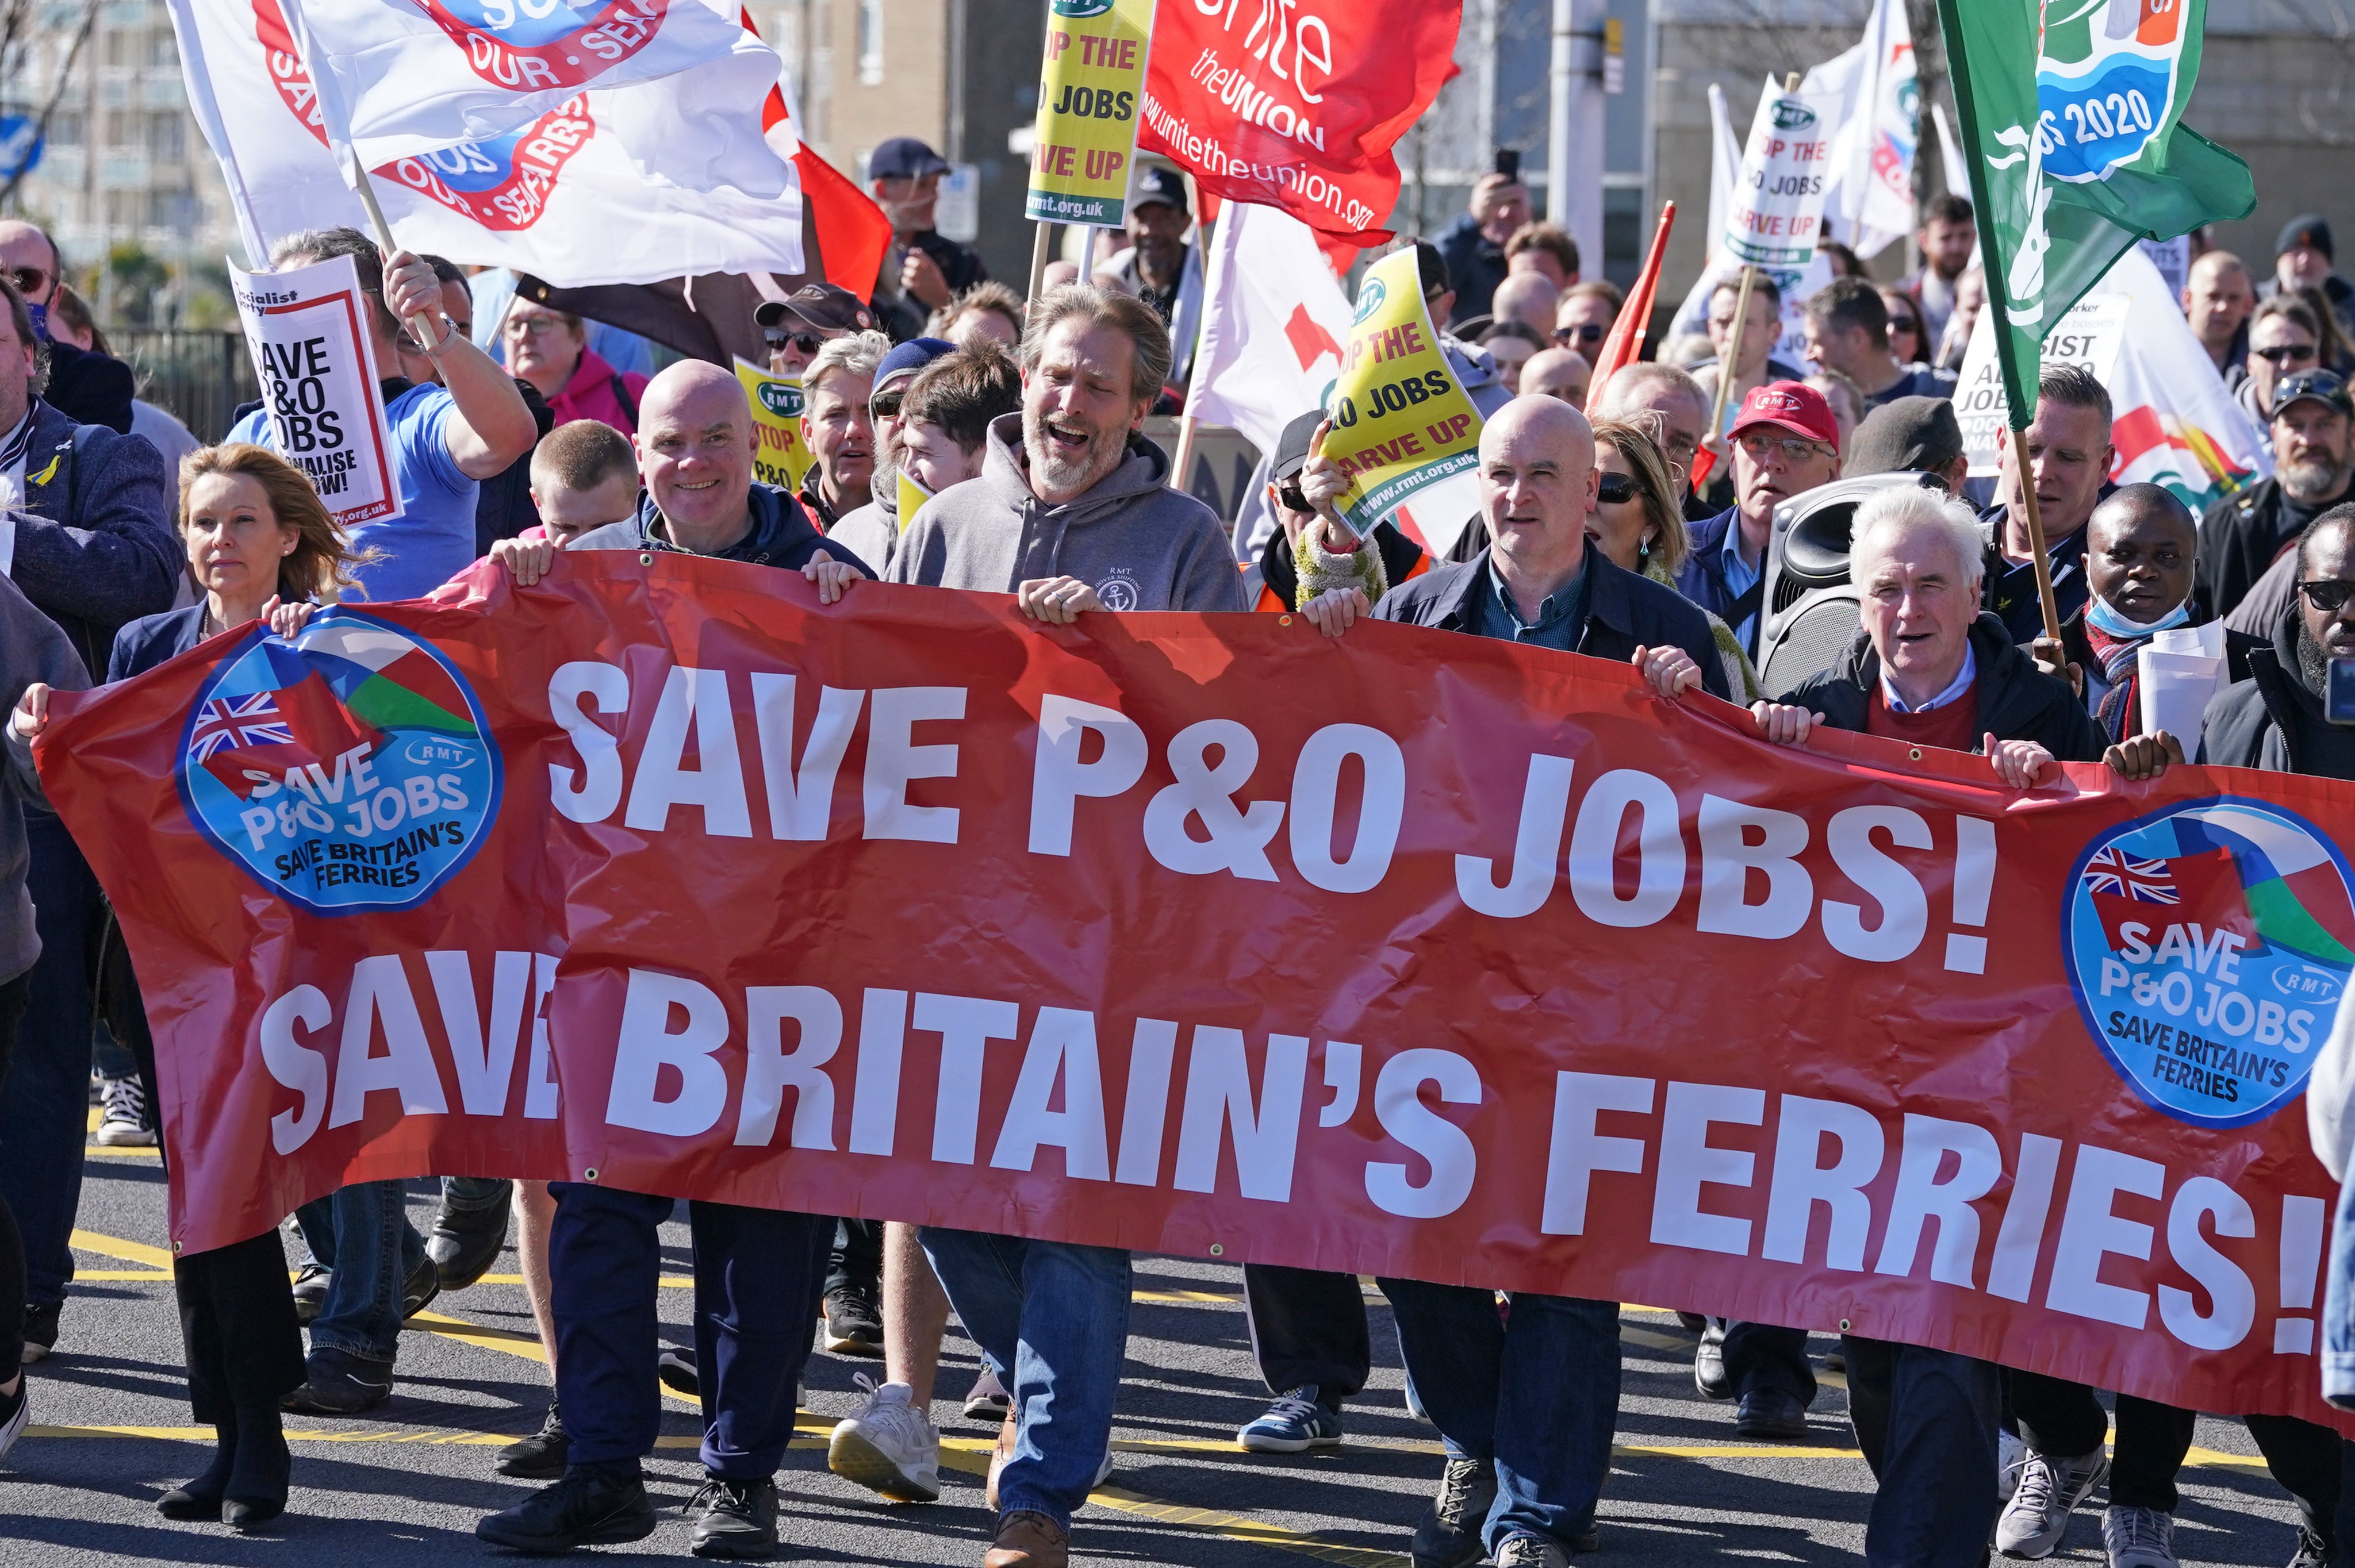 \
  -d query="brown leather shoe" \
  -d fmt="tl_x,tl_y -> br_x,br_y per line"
985,1408 -> 1017,1512
984,1509 -> 1068,1568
